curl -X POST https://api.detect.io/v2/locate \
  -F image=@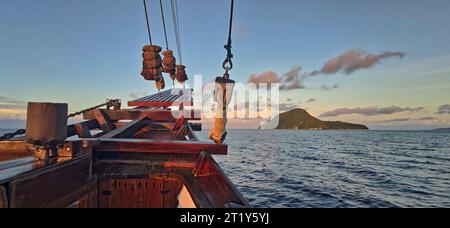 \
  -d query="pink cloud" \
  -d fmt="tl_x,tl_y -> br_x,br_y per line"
311,49 -> 406,76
